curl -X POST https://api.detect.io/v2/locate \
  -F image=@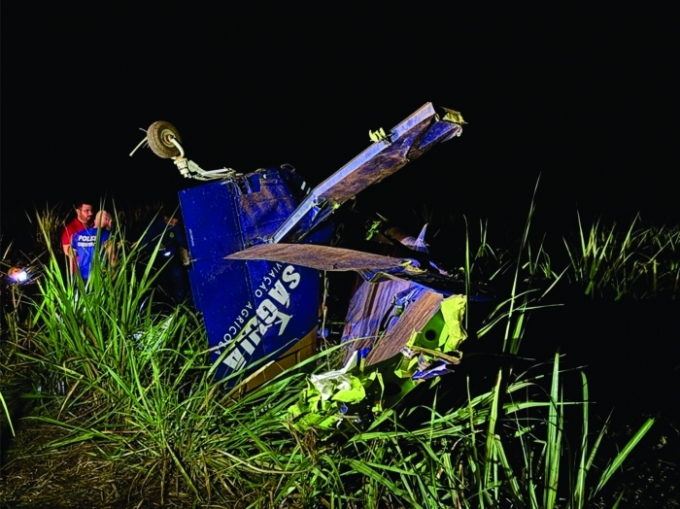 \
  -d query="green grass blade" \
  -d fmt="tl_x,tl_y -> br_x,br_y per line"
594,417 -> 655,495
